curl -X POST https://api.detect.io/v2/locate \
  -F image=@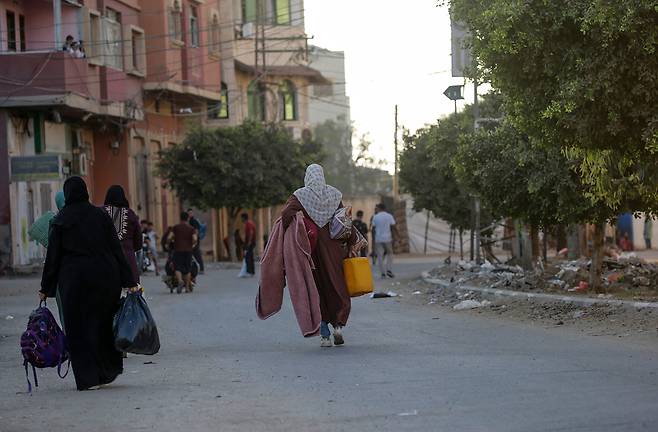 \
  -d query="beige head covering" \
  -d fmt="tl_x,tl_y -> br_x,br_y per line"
293,164 -> 342,228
